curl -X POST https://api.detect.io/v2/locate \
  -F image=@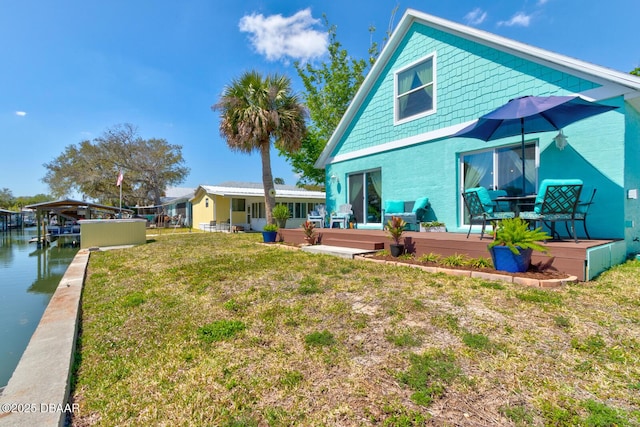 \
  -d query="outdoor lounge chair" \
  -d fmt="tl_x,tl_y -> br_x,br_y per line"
330,204 -> 353,228
519,179 -> 583,242
382,197 -> 430,231
307,204 -> 326,228
462,187 -> 515,239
